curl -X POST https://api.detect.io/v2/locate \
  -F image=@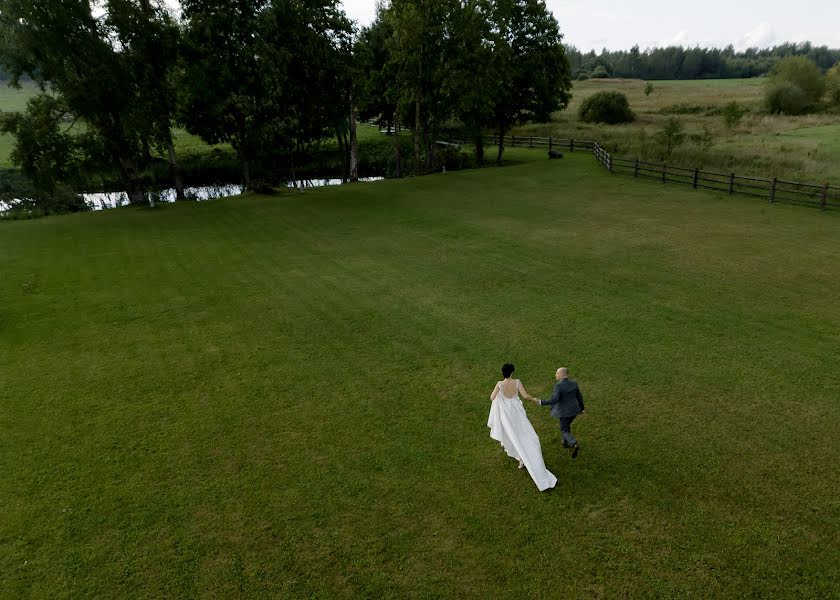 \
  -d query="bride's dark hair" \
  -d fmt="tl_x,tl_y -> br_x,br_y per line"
501,363 -> 515,378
